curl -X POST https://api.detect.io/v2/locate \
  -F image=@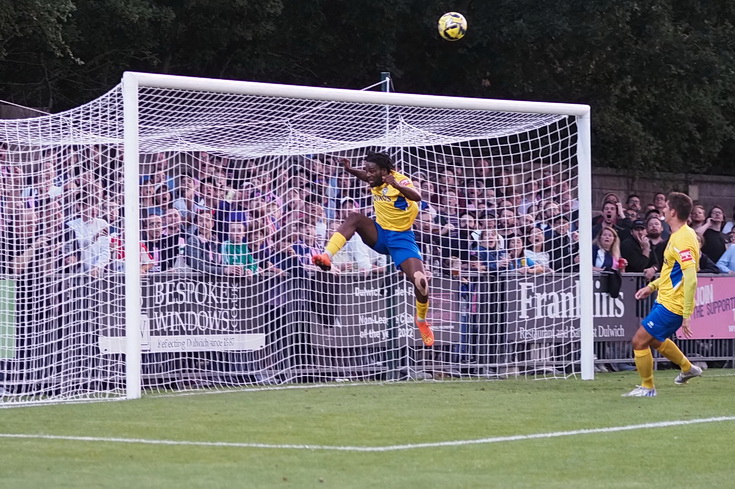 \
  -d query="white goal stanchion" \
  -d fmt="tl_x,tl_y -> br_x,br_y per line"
0,72 -> 592,405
